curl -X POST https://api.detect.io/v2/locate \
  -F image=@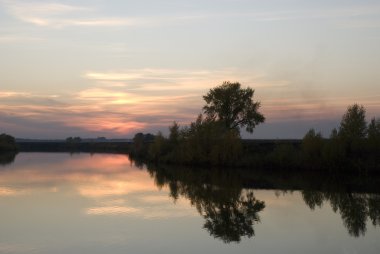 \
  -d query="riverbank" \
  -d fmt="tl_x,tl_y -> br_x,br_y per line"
16,141 -> 131,153
14,138 -> 380,173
